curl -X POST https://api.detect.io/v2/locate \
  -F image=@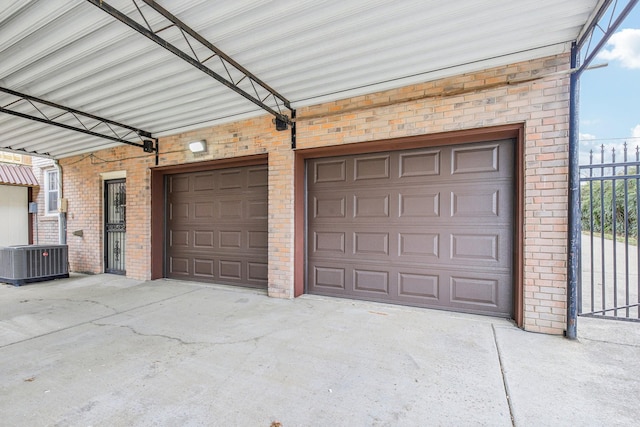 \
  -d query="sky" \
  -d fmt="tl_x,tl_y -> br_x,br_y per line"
579,4 -> 640,164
